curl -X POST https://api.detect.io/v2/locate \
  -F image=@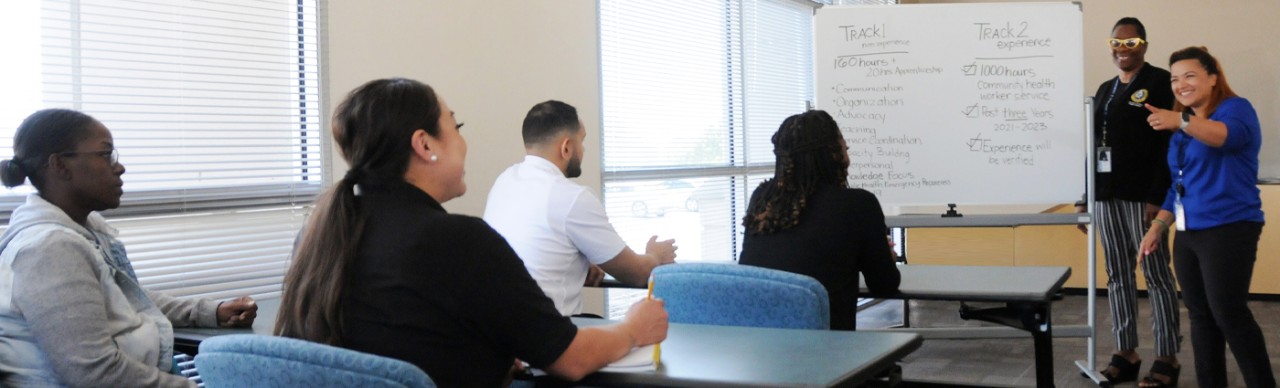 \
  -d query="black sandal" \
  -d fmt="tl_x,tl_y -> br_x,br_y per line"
1138,360 -> 1180,387
1085,354 -> 1140,385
